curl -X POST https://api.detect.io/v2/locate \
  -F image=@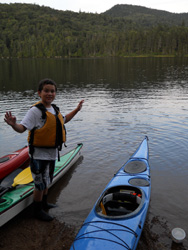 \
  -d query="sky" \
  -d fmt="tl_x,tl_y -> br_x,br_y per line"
0,0 -> 188,14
